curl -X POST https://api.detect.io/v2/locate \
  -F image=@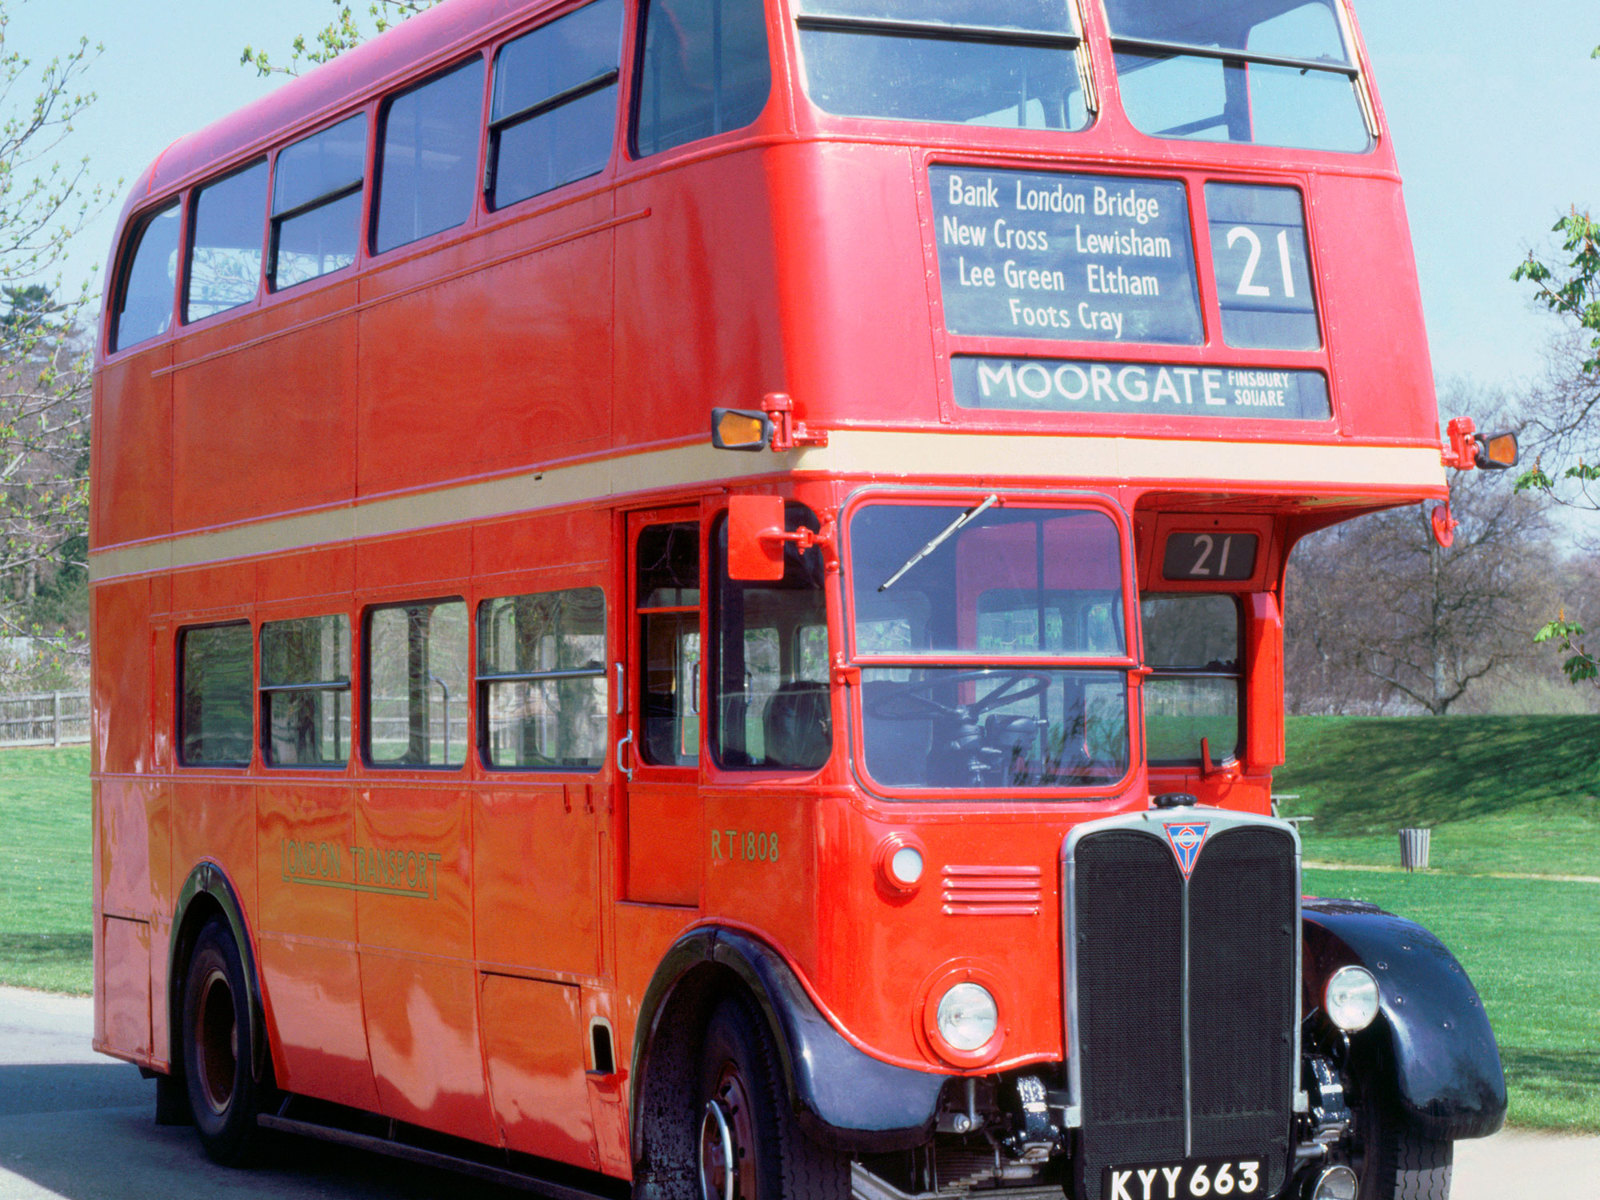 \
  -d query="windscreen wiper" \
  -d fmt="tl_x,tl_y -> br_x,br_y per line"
878,494 -> 999,592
